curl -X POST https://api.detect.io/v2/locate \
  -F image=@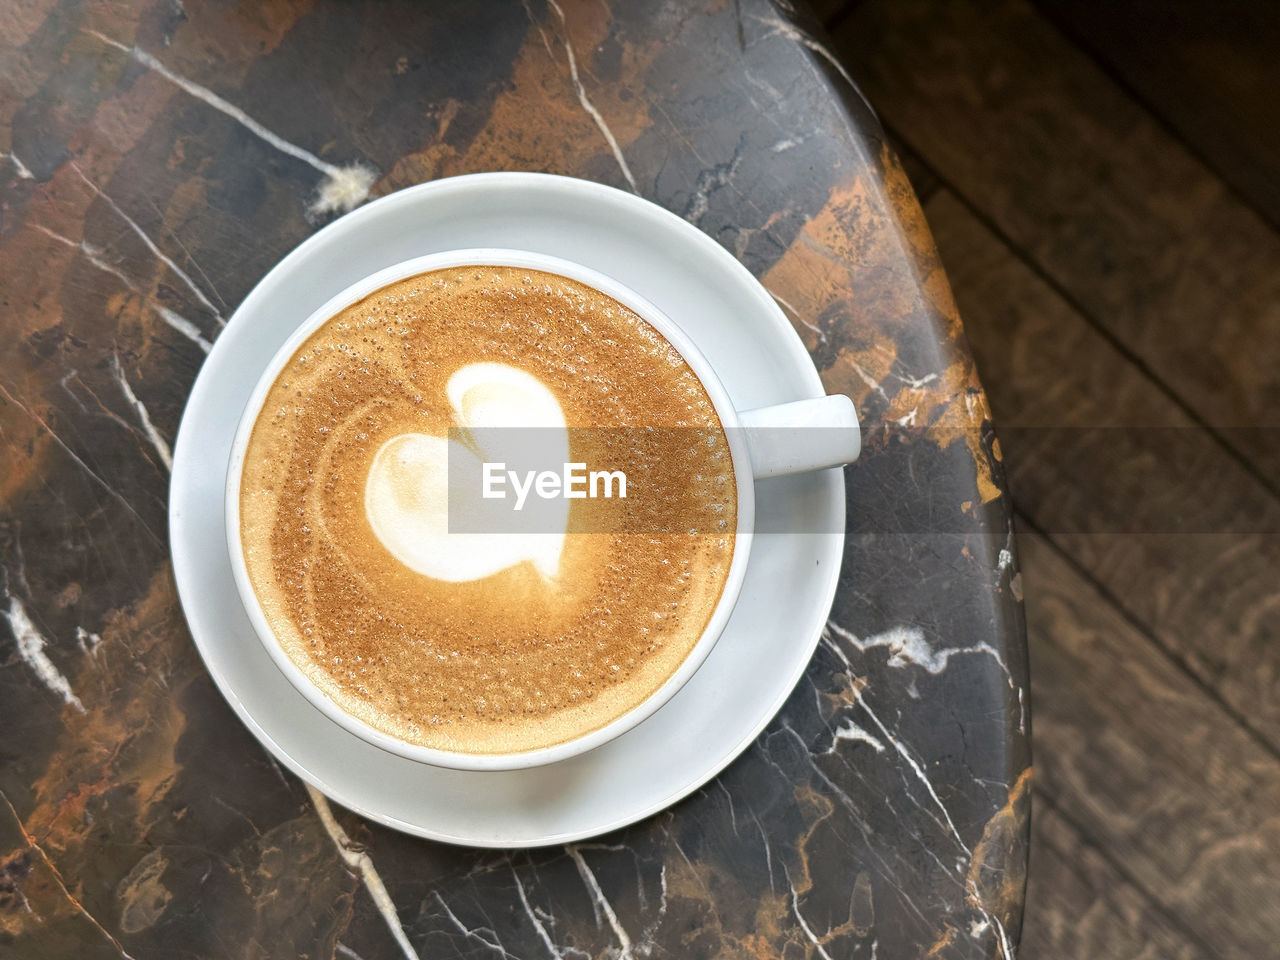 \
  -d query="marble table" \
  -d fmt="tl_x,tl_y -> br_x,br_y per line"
0,1 -> 1030,956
